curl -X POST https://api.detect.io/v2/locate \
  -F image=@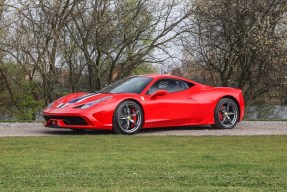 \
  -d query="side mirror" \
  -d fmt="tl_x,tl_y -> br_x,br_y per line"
150,89 -> 168,99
